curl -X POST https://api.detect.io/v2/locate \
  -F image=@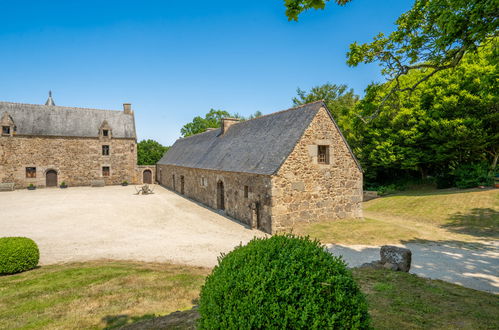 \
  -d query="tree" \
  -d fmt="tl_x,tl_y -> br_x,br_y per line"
353,43 -> 498,182
292,83 -> 359,144
137,139 -> 169,165
284,0 -> 498,119
180,109 -> 263,137
180,109 -> 231,137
